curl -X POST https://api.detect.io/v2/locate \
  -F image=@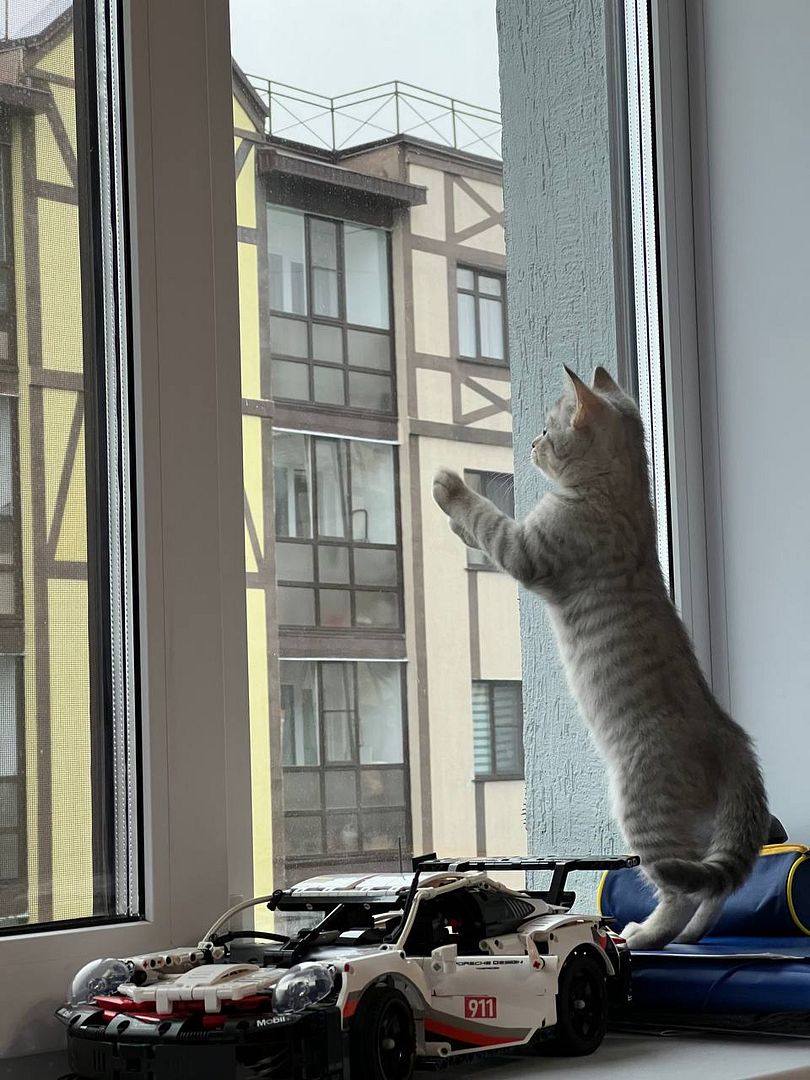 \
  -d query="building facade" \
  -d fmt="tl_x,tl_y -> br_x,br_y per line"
233,70 -> 524,915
